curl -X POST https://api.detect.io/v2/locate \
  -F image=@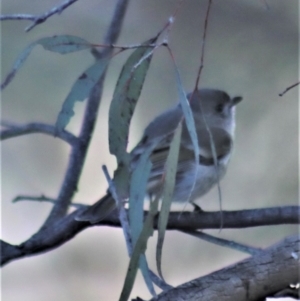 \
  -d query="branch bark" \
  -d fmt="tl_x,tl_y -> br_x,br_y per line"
1,206 -> 299,267
42,0 -> 129,226
1,121 -> 77,145
148,235 -> 299,301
